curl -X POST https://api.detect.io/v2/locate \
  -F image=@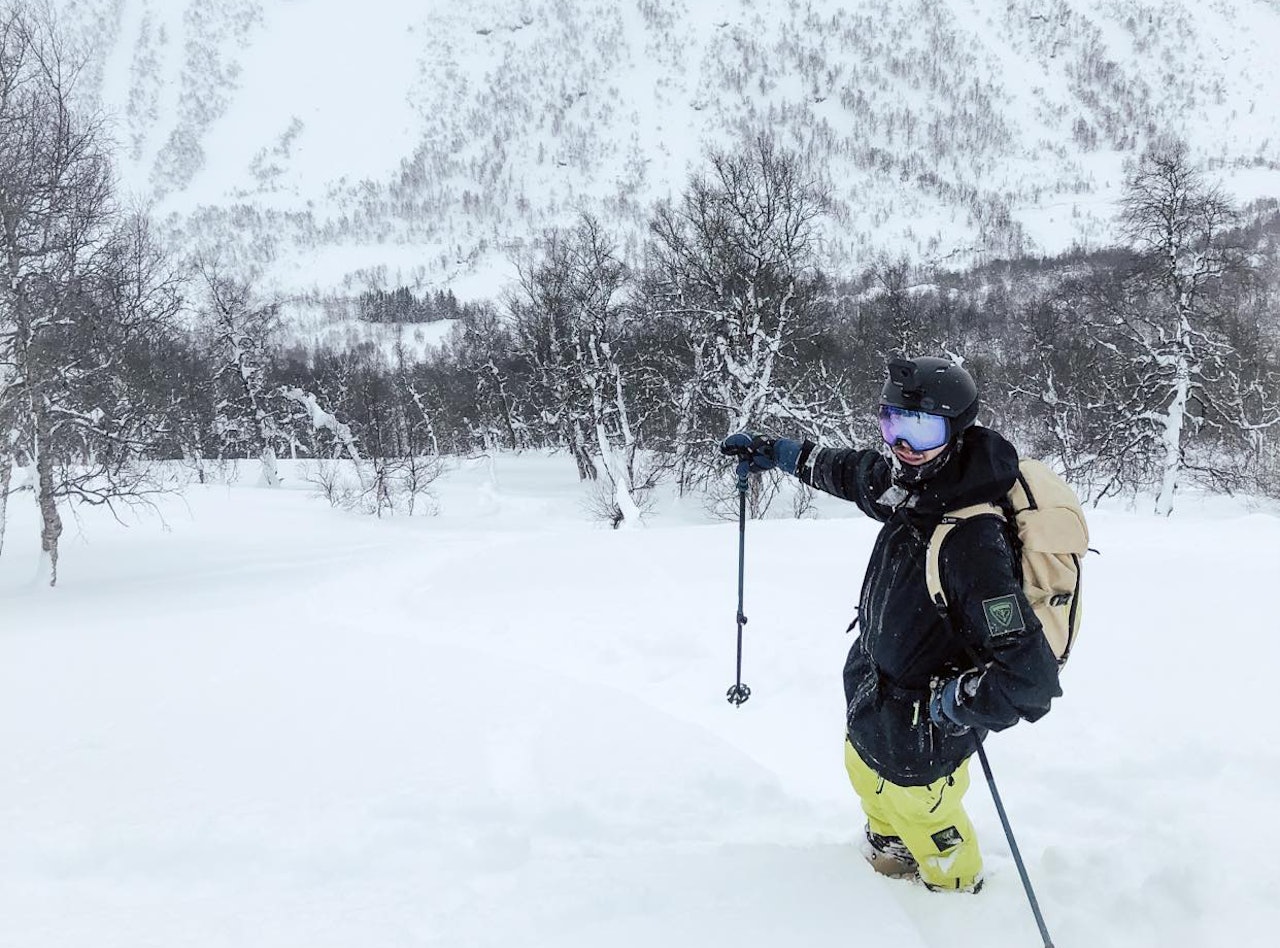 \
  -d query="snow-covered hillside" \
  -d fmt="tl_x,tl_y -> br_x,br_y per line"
2,454 -> 1278,947
53,0 -> 1280,299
